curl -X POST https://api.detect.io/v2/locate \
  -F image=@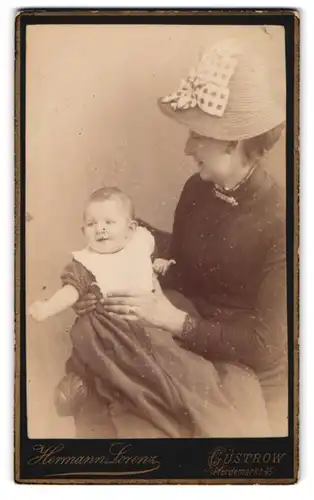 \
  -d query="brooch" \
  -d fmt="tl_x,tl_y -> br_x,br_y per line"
213,188 -> 238,206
